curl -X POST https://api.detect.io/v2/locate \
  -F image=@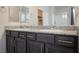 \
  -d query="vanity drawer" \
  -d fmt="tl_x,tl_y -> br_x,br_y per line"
6,30 -> 11,36
11,31 -> 19,37
54,45 -> 74,53
19,32 -> 26,38
55,35 -> 74,47
27,32 -> 36,40
37,33 -> 54,44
